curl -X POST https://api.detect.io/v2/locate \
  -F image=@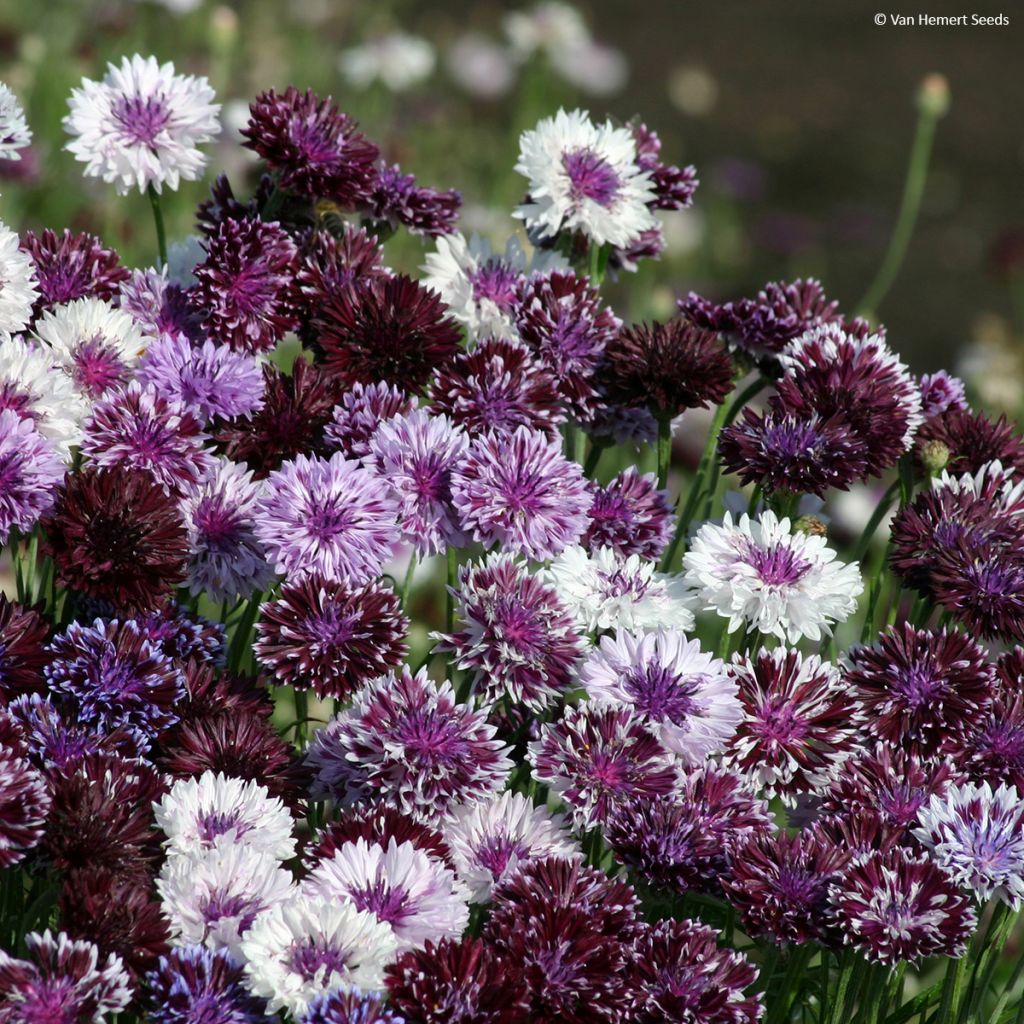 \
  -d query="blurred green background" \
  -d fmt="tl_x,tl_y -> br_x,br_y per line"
1,0 -> 1022,388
